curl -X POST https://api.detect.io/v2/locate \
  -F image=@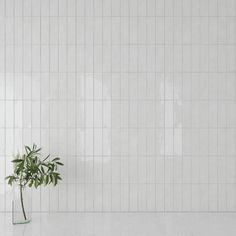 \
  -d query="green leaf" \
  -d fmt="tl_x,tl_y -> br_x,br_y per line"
8,178 -> 13,186
50,164 -> 55,172
5,175 -> 17,186
45,175 -> 49,185
49,174 -> 53,184
32,143 -> 37,150
35,148 -> 42,153
54,176 -> 58,186
40,176 -> 44,185
25,146 -> 31,154
34,178 -> 39,188
6,144 -> 63,189
42,154 -> 50,162
28,179 -> 34,187
12,159 -> 23,163
56,162 -> 64,166
41,163 -> 48,168
40,166 -> 45,174
52,157 -> 60,162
